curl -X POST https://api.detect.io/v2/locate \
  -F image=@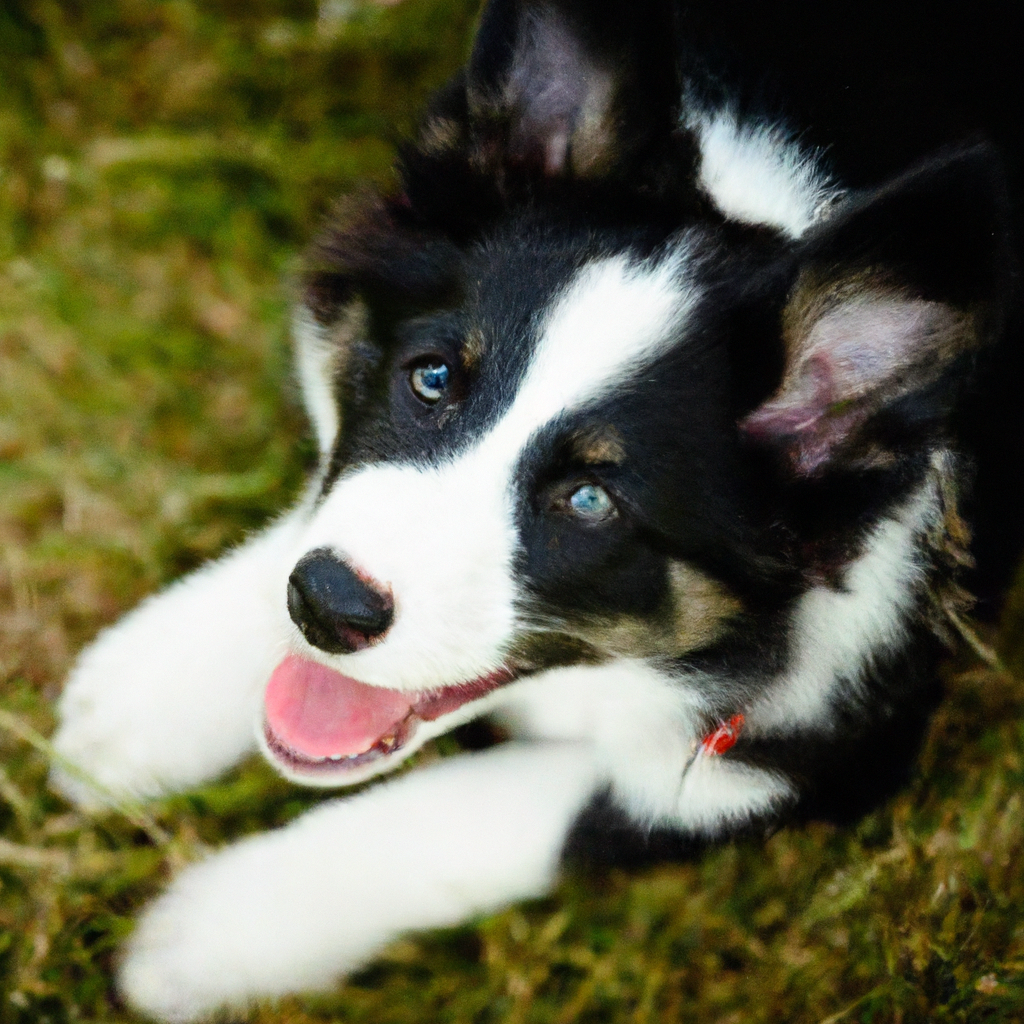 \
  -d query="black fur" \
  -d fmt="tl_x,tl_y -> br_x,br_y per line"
302,0 -> 1022,861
